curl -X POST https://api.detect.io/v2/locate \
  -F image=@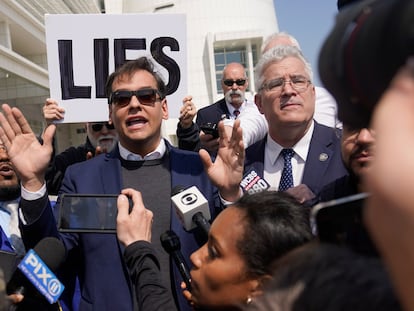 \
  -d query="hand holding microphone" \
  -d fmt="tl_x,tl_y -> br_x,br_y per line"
160,230 -> 192,292
6,237 -> 66,310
